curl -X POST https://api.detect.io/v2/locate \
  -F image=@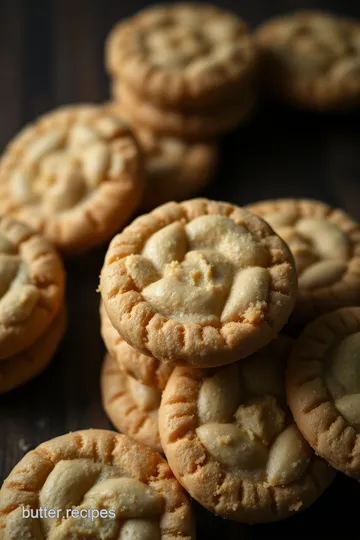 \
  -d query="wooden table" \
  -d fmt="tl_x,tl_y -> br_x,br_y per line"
1,1 -> 360,537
